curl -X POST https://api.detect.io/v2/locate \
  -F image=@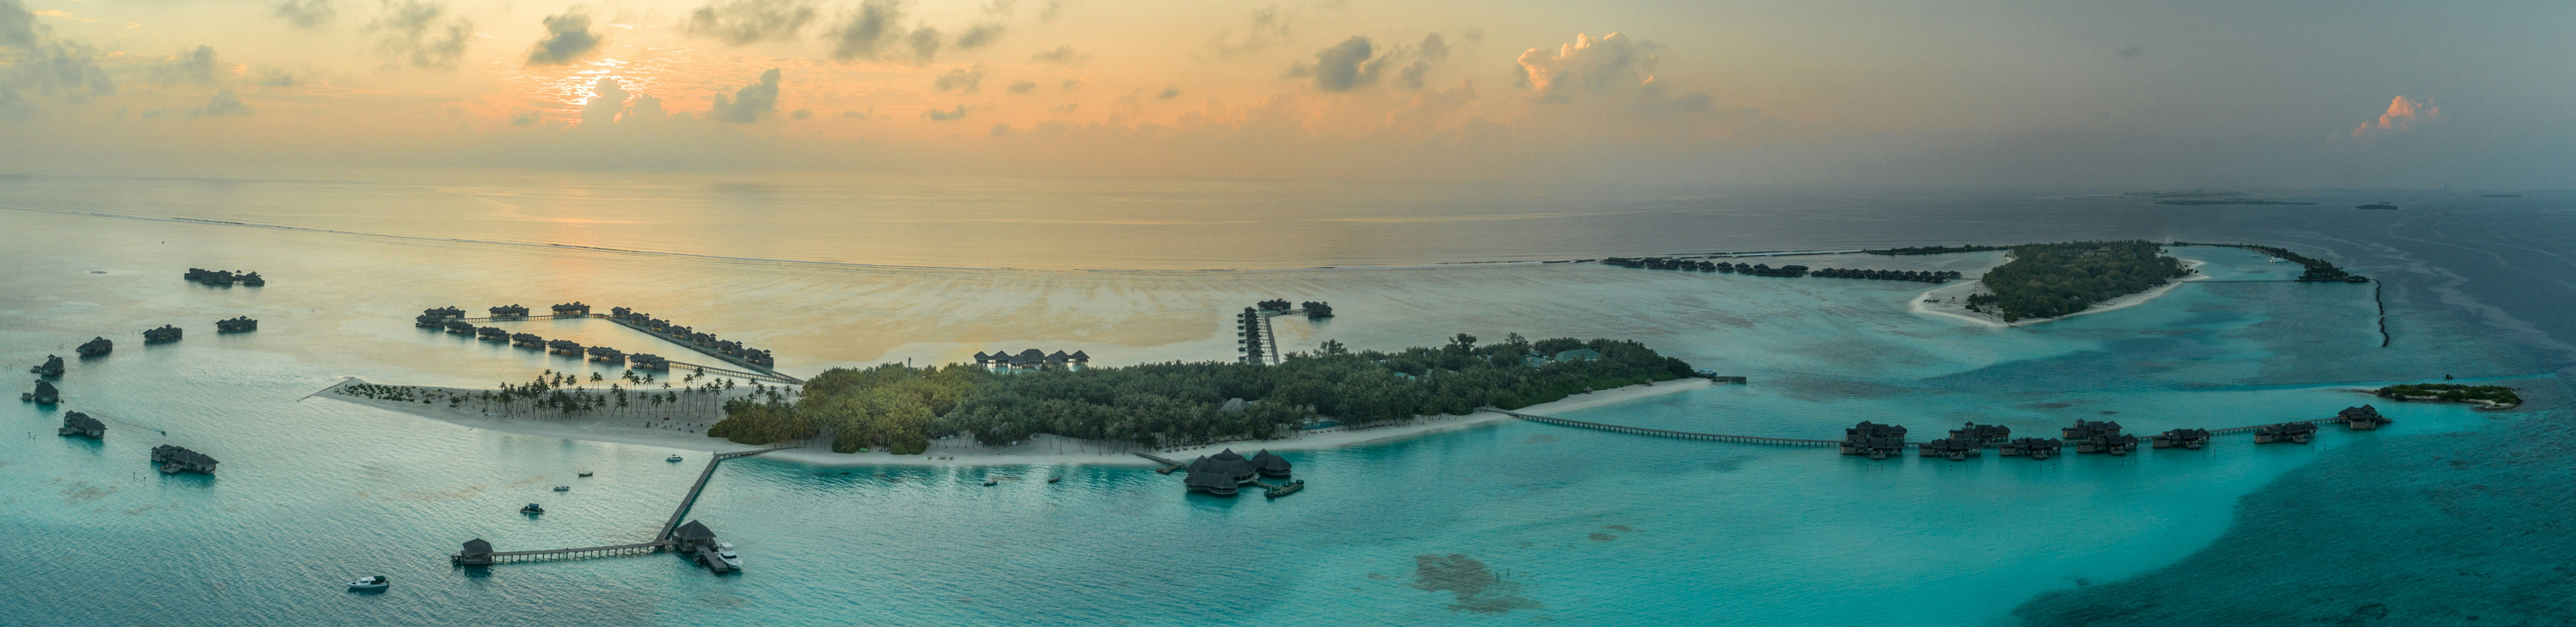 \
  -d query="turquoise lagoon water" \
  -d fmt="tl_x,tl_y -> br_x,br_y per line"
2,177 -> 2570,626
